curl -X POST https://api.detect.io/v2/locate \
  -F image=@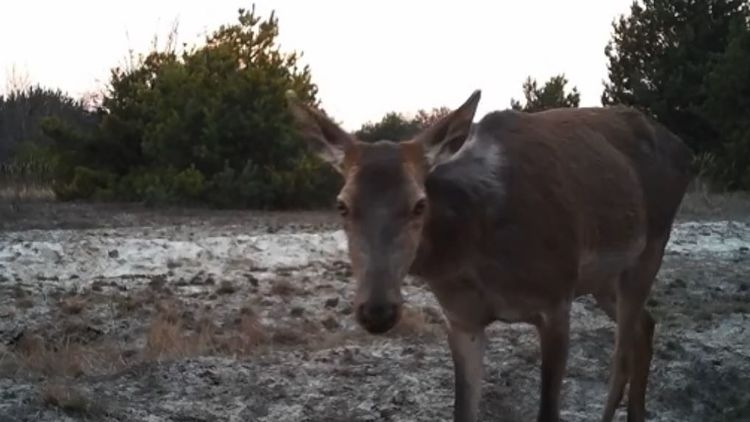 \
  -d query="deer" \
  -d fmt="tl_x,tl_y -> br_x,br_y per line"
285,88 -> 693,422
